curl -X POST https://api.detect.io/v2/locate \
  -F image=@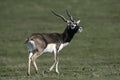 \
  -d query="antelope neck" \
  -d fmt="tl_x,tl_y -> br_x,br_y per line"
62,26 -> 76,43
